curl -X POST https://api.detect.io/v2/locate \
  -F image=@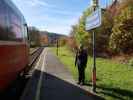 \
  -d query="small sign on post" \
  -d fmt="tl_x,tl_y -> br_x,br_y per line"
86,8 -> 101,92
